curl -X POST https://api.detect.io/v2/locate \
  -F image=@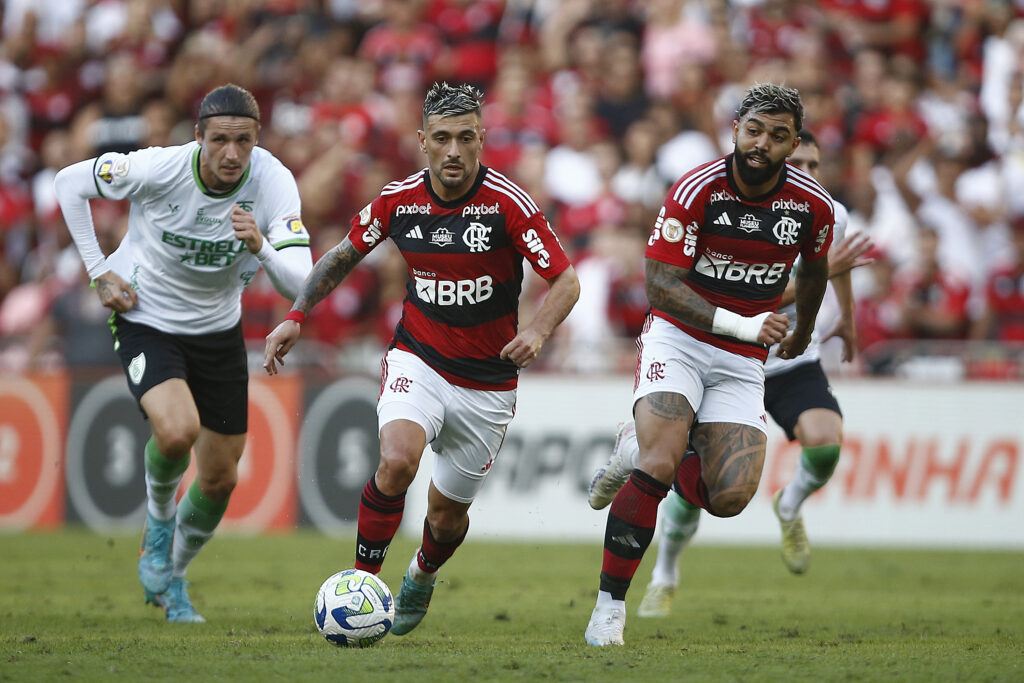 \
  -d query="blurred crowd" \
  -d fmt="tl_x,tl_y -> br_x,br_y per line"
2,0 -> 1024,378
